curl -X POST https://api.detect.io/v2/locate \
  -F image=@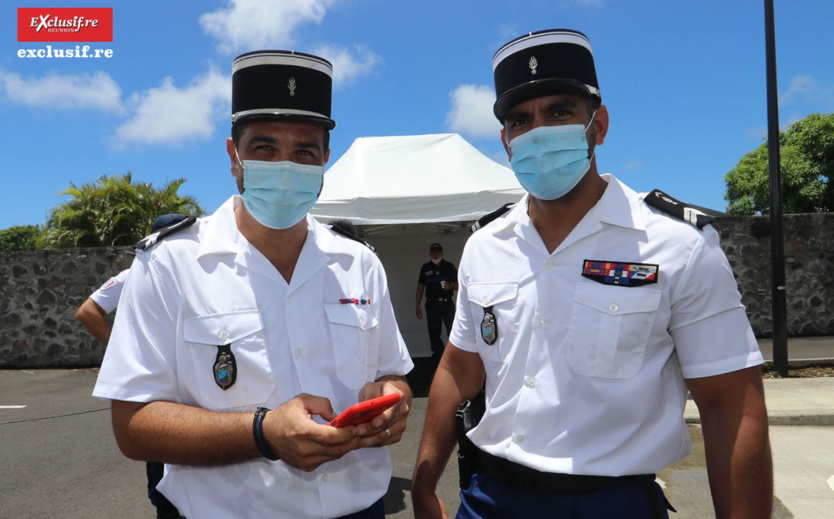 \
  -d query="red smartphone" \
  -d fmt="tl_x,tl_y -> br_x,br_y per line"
328,393 -> 402,428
